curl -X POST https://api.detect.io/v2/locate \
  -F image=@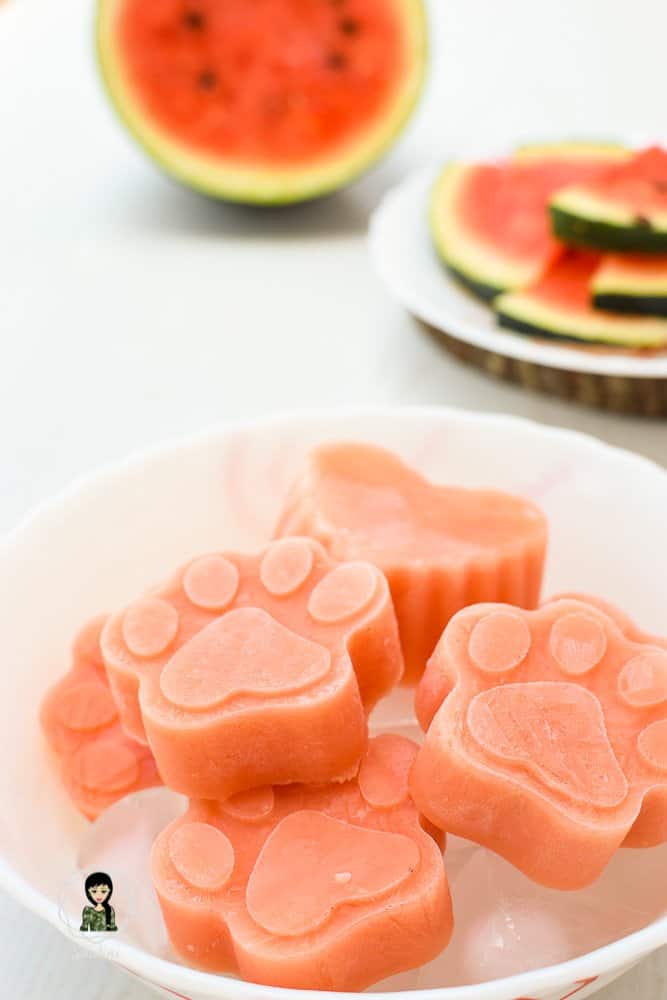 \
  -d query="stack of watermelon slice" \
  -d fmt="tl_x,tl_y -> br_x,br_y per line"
431,144 -> 667,349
